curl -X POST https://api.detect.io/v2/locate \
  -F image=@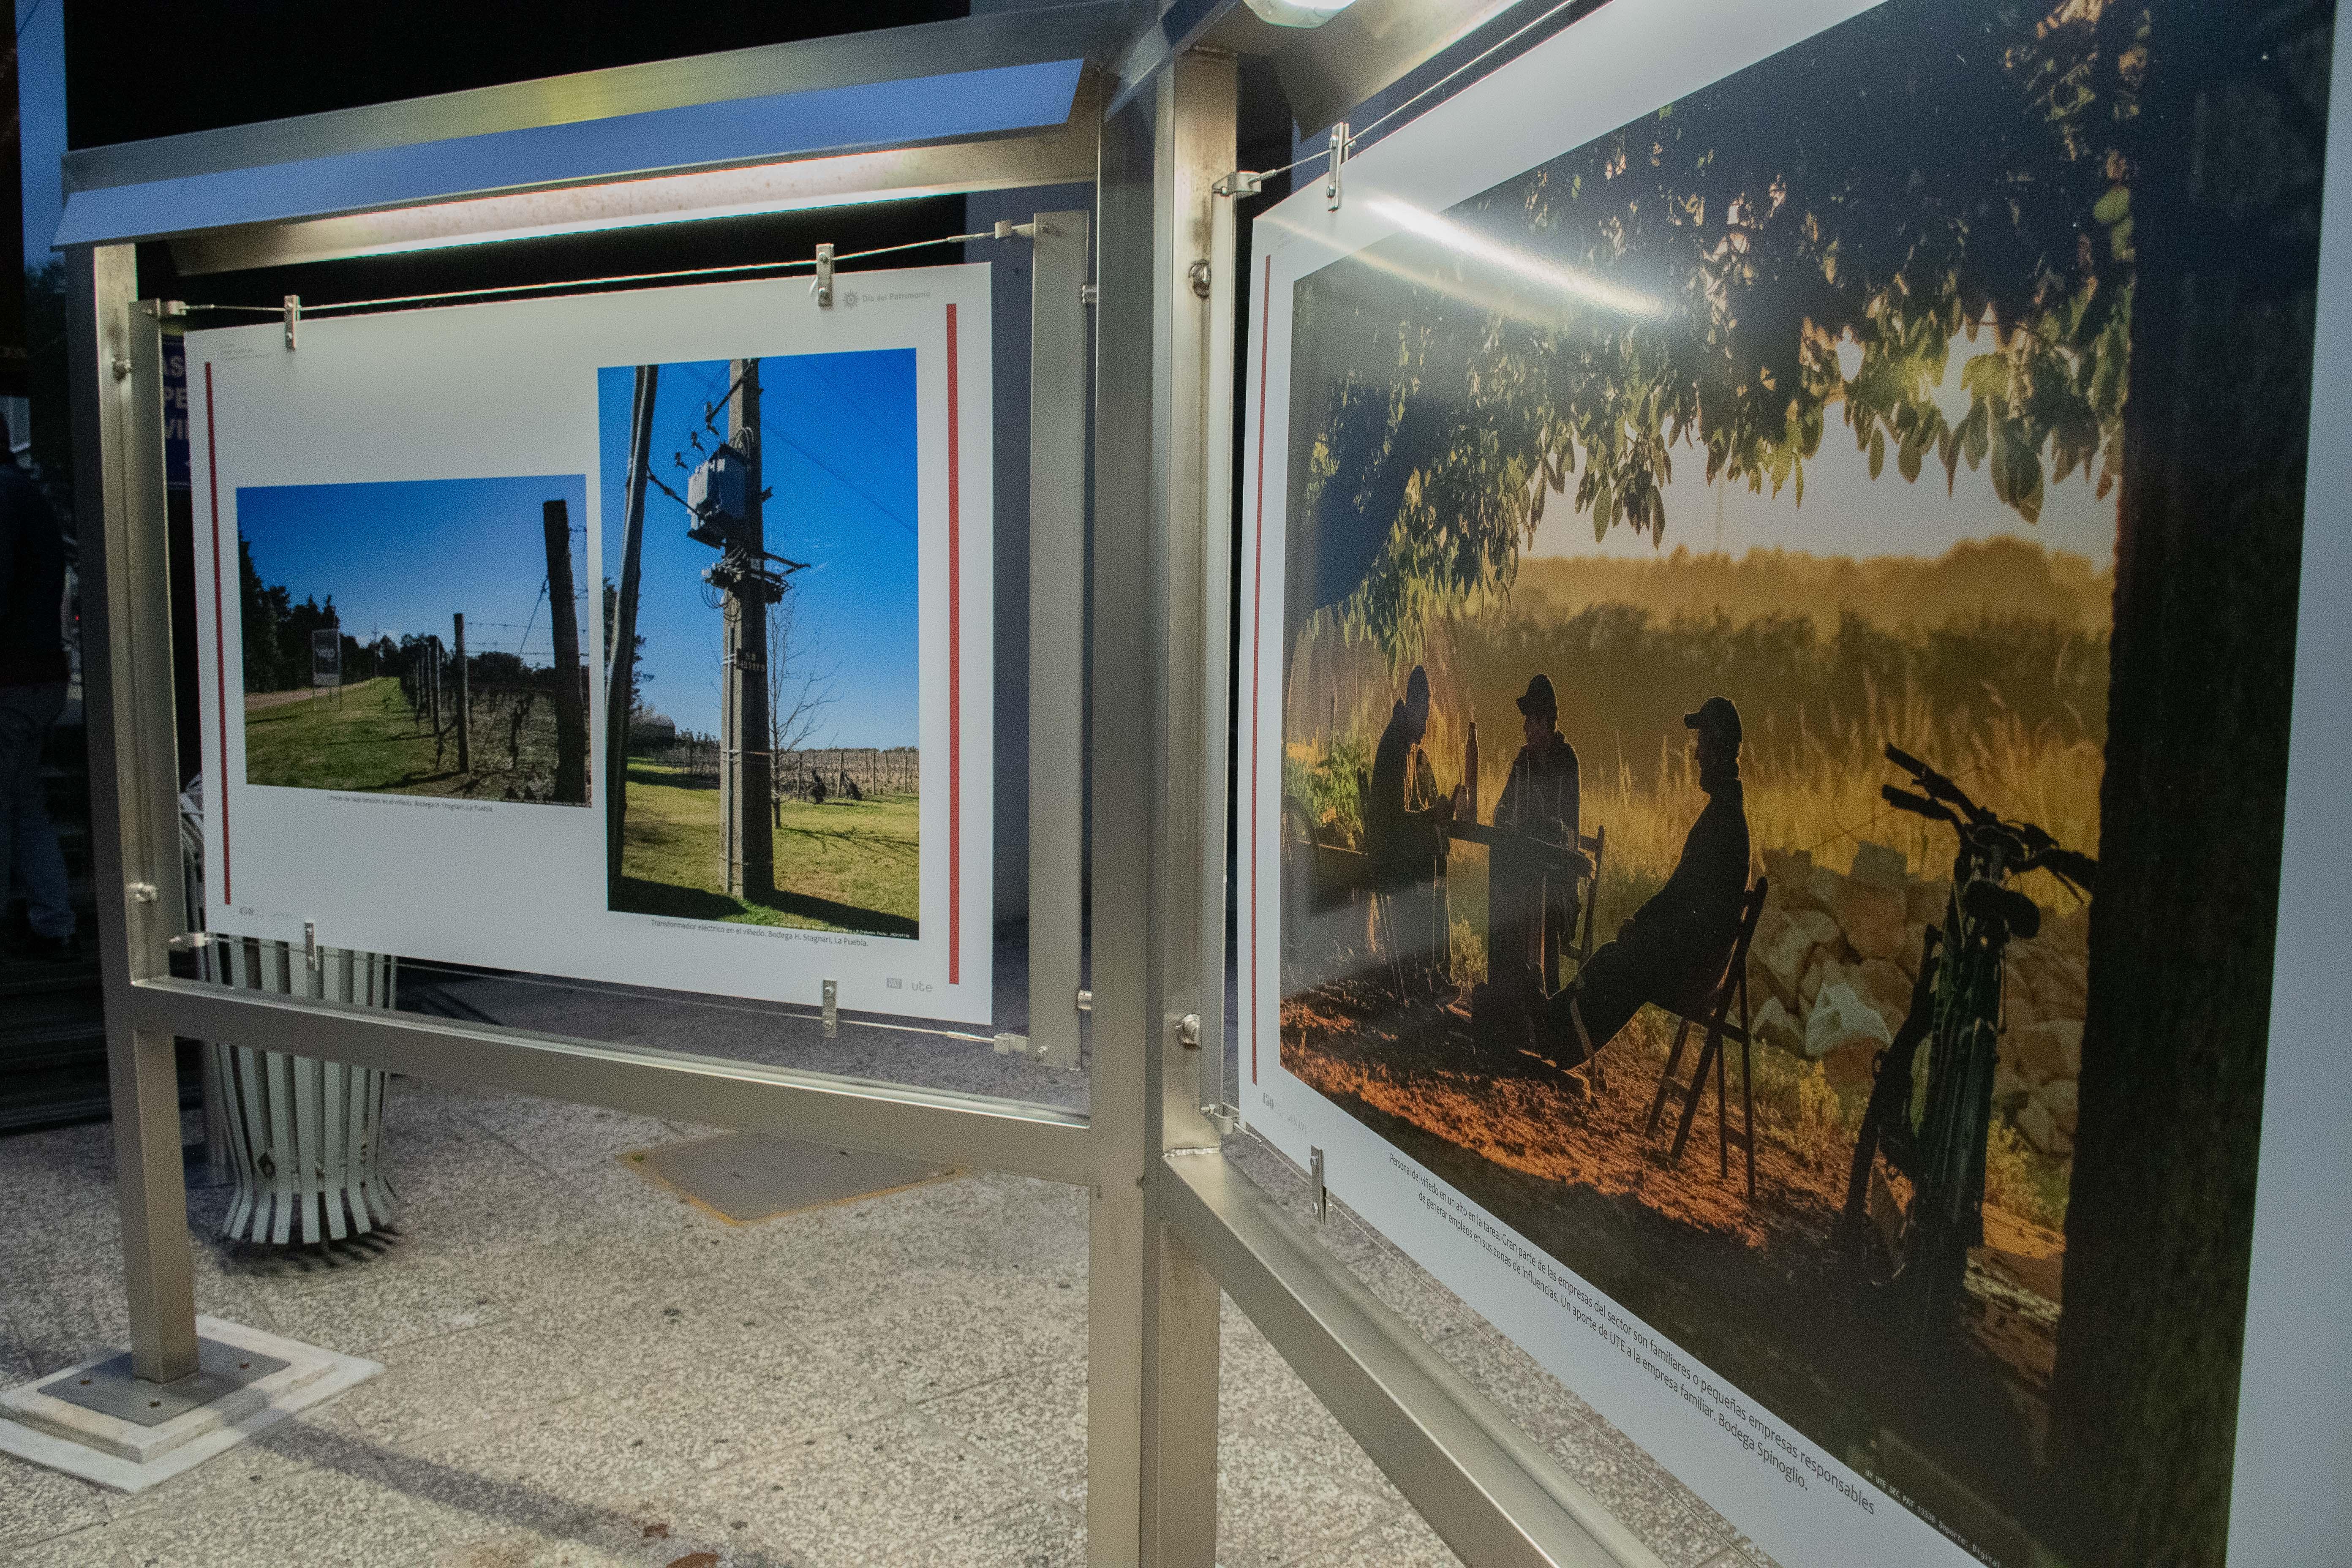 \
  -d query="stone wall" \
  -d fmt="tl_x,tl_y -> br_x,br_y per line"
1745,842 -> 2088,1158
